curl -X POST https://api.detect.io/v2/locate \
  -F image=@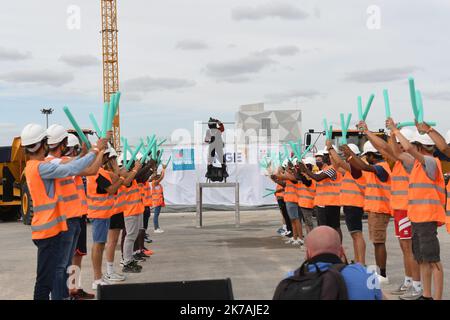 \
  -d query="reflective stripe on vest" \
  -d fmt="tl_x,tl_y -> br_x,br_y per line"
25,160 -> 68,240
283,181 -> 298,203
124,180 -> 145,216
340,171 -> 365,208
363,161 -> 391,214
391,161 -> 410,211
86,168 -> 115,219
314,166 -> 342,207
297,180 -> 316,209
407,158 -> 446,224
151,182 -> 165,208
